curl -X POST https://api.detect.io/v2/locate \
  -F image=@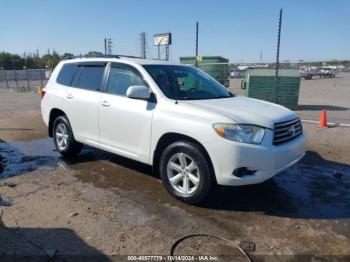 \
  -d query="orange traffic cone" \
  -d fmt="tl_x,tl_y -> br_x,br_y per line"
319,110 -> 328,128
